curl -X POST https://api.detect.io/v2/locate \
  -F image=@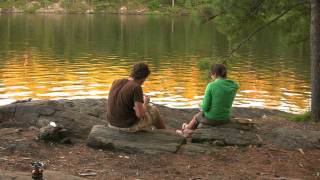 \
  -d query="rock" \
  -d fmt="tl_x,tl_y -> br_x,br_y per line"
28,126 -> 39,131
37,117 -> 51,128
264,128 -> 320,149
191,127 -> 262,146
86,9 -> 94,13
198,121 -> 256,131
39,106 -> 56,116
119,6 -> 128,12
10,6 -> 23,13
87,125 -> 186,154
0,170 -> 87,180
0,99 -> 108,138
39,124 -> 72,144
0,104 -> 16,123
